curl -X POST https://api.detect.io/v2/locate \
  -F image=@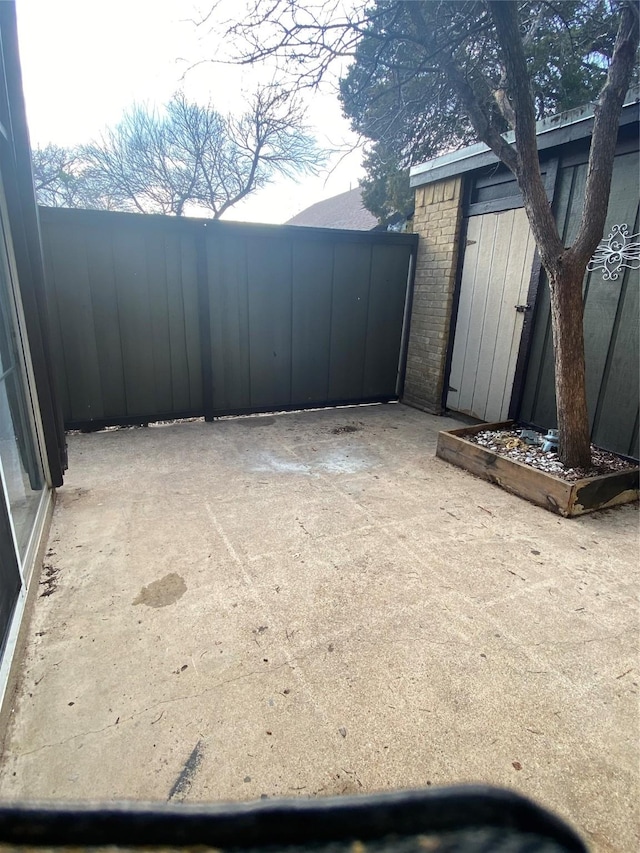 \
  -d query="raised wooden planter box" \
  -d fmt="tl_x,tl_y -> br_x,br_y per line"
436,420 -> 639,517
